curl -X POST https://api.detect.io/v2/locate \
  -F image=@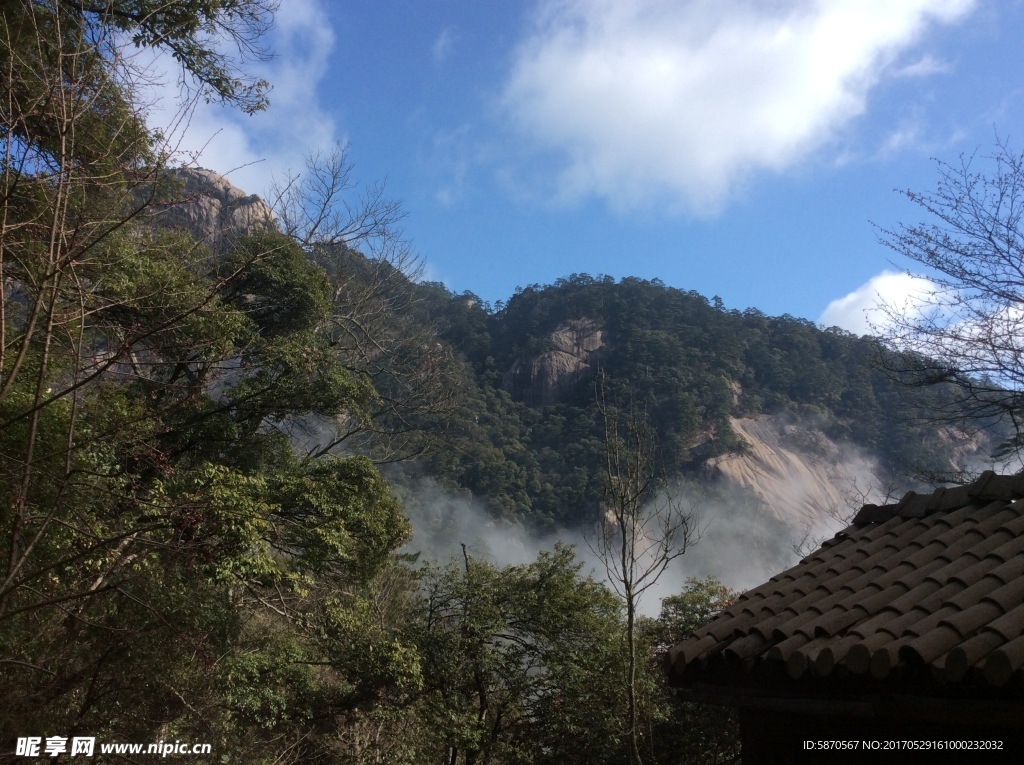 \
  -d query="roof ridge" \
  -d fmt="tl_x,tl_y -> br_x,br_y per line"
851,470 -> 1024,526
